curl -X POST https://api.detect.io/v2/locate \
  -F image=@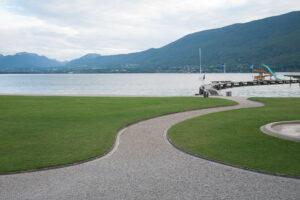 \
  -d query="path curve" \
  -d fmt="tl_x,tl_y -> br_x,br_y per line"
1,97 -> 299,200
